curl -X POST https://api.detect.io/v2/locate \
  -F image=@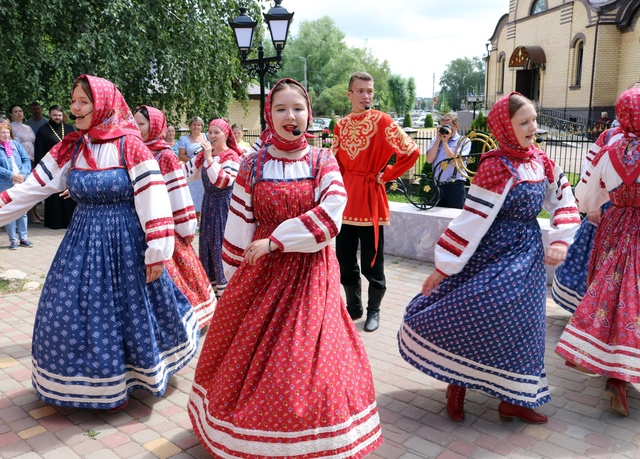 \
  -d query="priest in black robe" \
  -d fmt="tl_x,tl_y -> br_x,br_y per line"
34,105 -> 77,229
